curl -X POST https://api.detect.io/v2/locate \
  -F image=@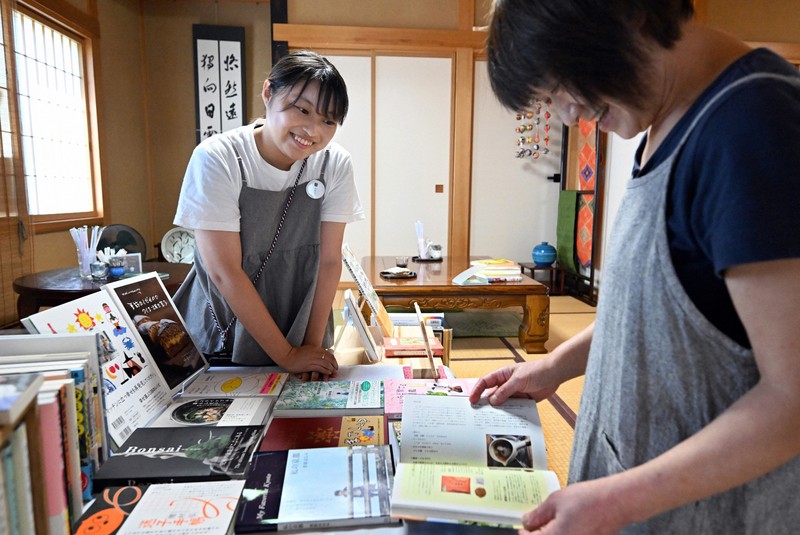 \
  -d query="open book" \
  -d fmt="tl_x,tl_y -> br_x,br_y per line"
22,272 -> 287,447
390,394 -> 560,527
